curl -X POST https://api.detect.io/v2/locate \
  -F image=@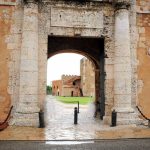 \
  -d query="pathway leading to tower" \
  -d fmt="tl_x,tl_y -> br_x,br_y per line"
44,95 -> 105,140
